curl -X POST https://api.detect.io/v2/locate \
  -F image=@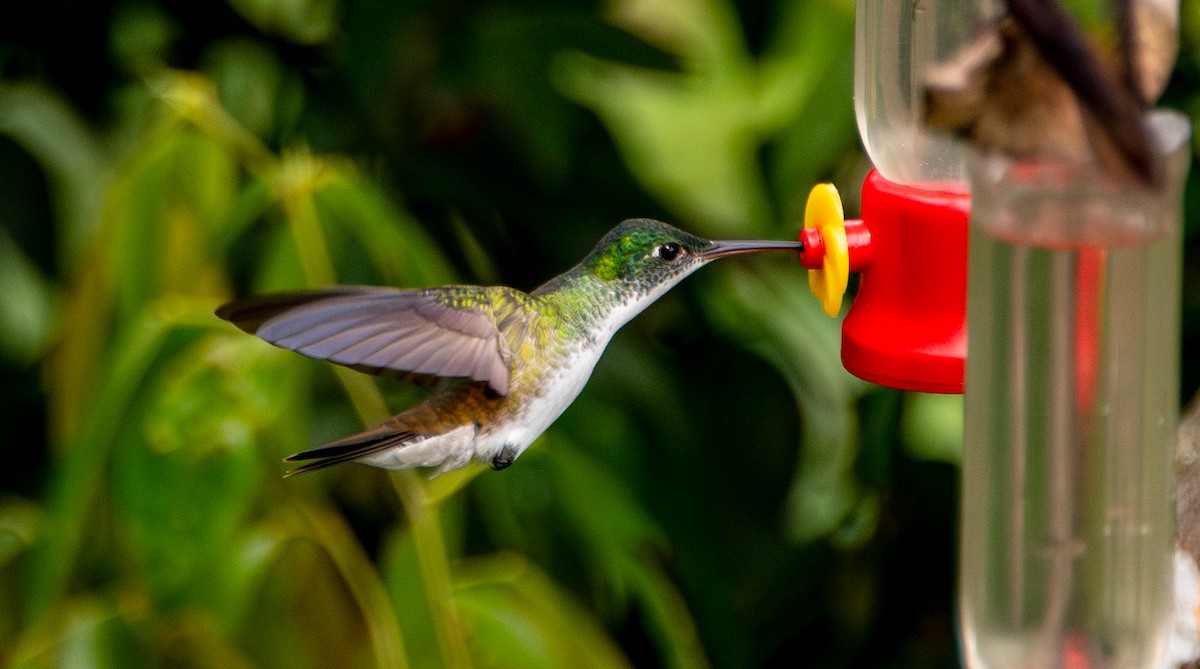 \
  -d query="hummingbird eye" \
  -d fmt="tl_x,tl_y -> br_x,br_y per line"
655,243 -> 683,262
